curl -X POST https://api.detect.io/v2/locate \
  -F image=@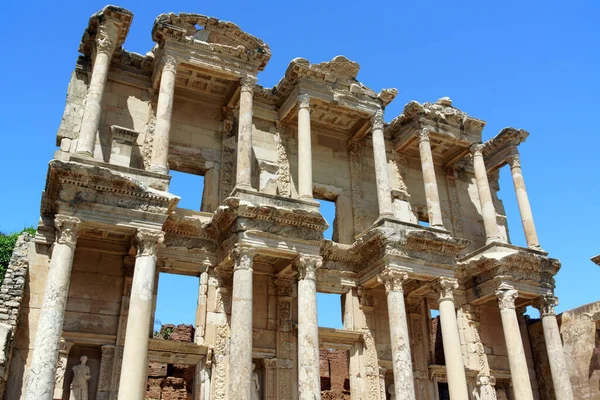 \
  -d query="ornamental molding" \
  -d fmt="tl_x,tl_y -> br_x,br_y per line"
430,277 -> 459,302
232,244 -> 257,271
